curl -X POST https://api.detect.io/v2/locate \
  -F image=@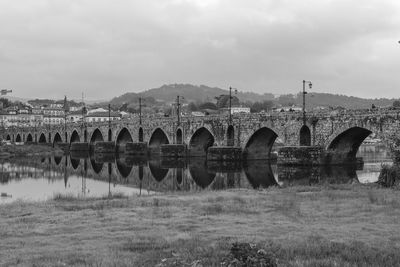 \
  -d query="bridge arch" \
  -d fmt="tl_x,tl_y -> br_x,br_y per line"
116,127 -> 133,153
189,127 -> 215,157
326,126 -> 372,163
243,127 -> 278,160
15,134 -> 21,142
39,133 -> 47,143
148,128 -> 170,154
26,133 -> 33,143
70,130 -> 80,143
89,128 -> 104,151
299,125 -> 311,146
138,127 -> 144,142
108,129 -> 112,142
53,132 -> 62,146
176,128 -> 183,144
227,125 -> 234,146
